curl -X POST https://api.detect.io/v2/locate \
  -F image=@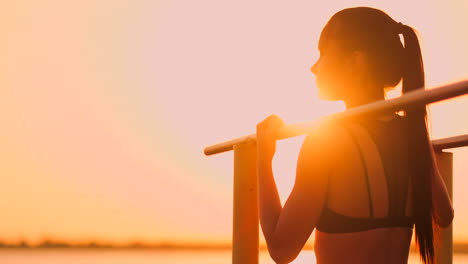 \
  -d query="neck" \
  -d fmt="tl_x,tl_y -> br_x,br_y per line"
343,84 -> 396,120
343,81 -> 385,109
344,94 -> 384,109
